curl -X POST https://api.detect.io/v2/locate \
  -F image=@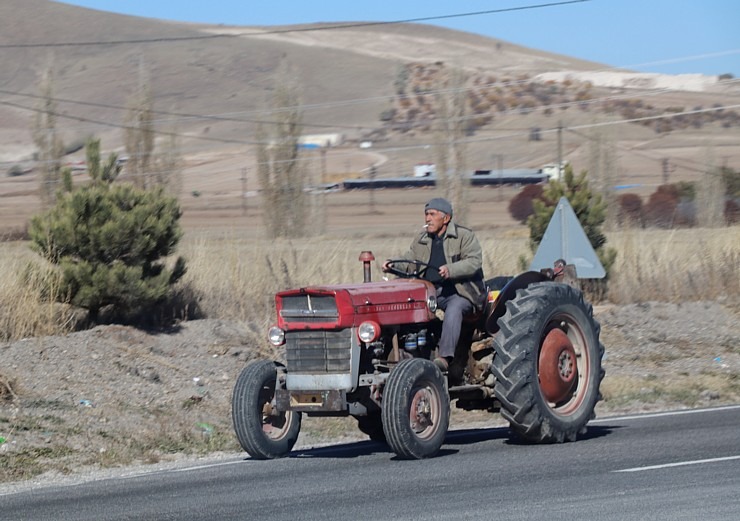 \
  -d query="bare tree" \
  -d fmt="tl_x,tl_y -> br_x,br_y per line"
256,64 -> 307,238
696,149 -> 725,228
124,61 -> 154,189
434,66 -> 469,223
150,128 -> 183,197
587,120 -> 619,230
32,62 -> 65,208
